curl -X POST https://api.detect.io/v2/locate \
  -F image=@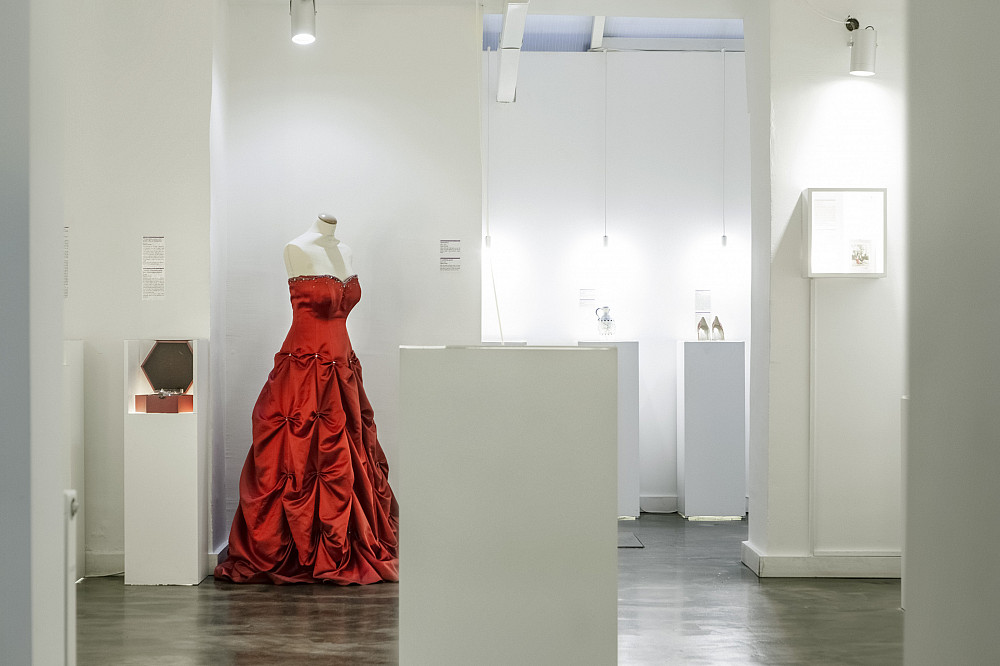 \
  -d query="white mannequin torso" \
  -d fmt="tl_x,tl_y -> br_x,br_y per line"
283,214 -> 355,279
